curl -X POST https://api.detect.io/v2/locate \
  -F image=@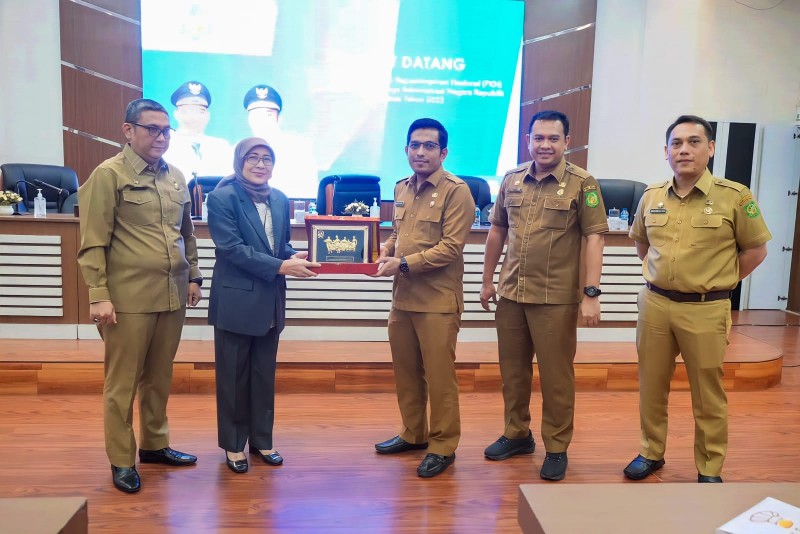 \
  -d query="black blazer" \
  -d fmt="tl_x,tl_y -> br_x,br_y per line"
206,182 -> 295,336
